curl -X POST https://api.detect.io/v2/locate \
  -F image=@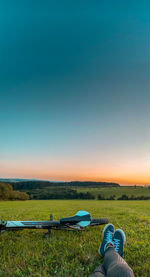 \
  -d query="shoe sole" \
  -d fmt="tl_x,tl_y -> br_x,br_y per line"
98,223 -> 115,256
